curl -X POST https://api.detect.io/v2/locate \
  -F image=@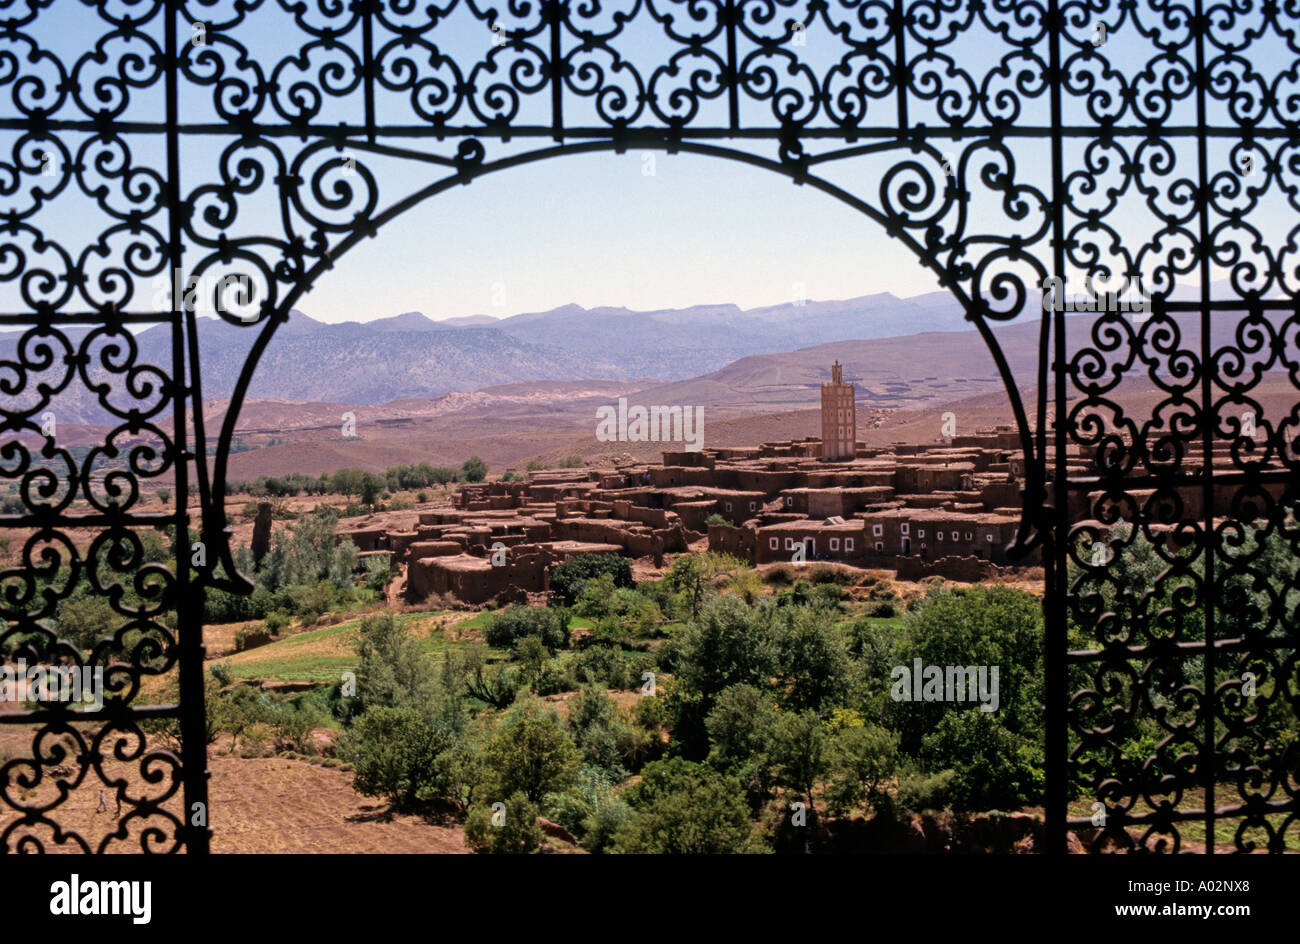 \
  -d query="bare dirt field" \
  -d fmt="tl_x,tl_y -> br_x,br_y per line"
0,720 -> 468,854
206,756 -> 468,854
